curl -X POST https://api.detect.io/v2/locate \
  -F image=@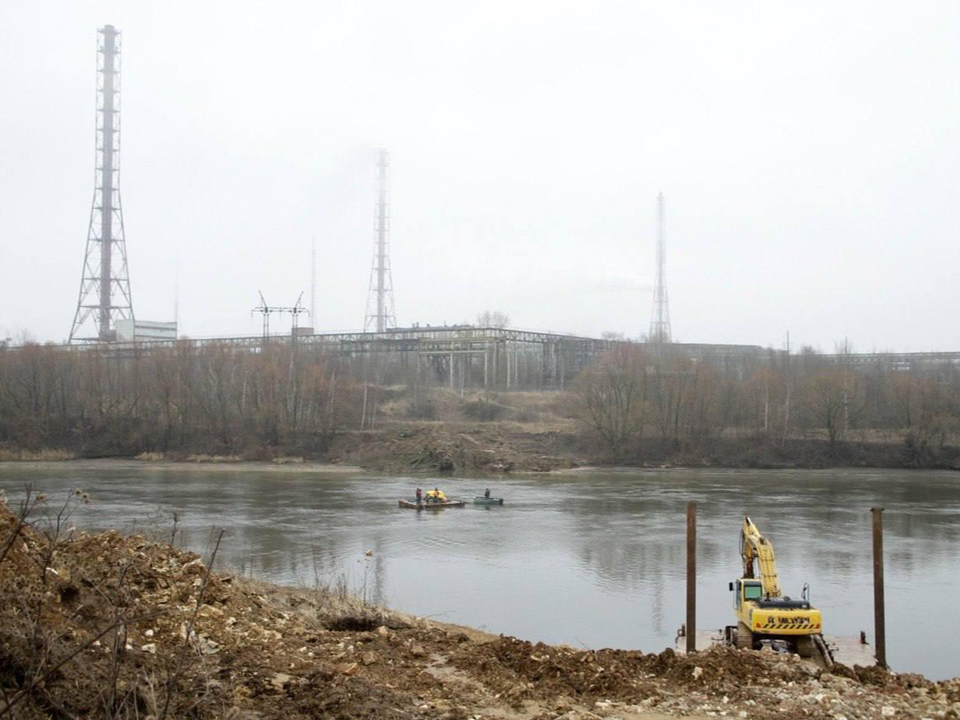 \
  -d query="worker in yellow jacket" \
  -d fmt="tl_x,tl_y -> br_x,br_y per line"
425,487 -> 446,502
